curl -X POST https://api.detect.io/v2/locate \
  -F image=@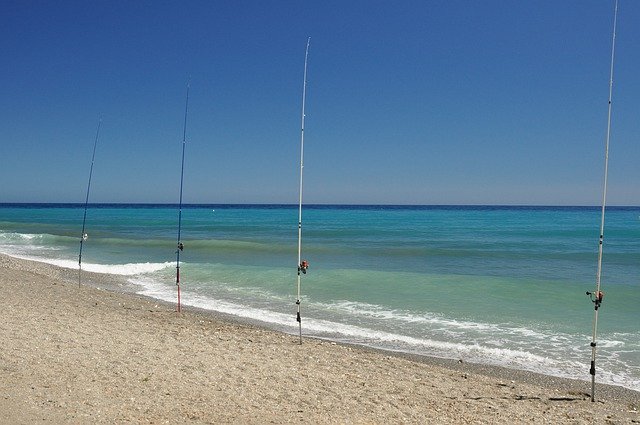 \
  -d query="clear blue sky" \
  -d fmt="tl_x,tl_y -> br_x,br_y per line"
1,0 -> 638,205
